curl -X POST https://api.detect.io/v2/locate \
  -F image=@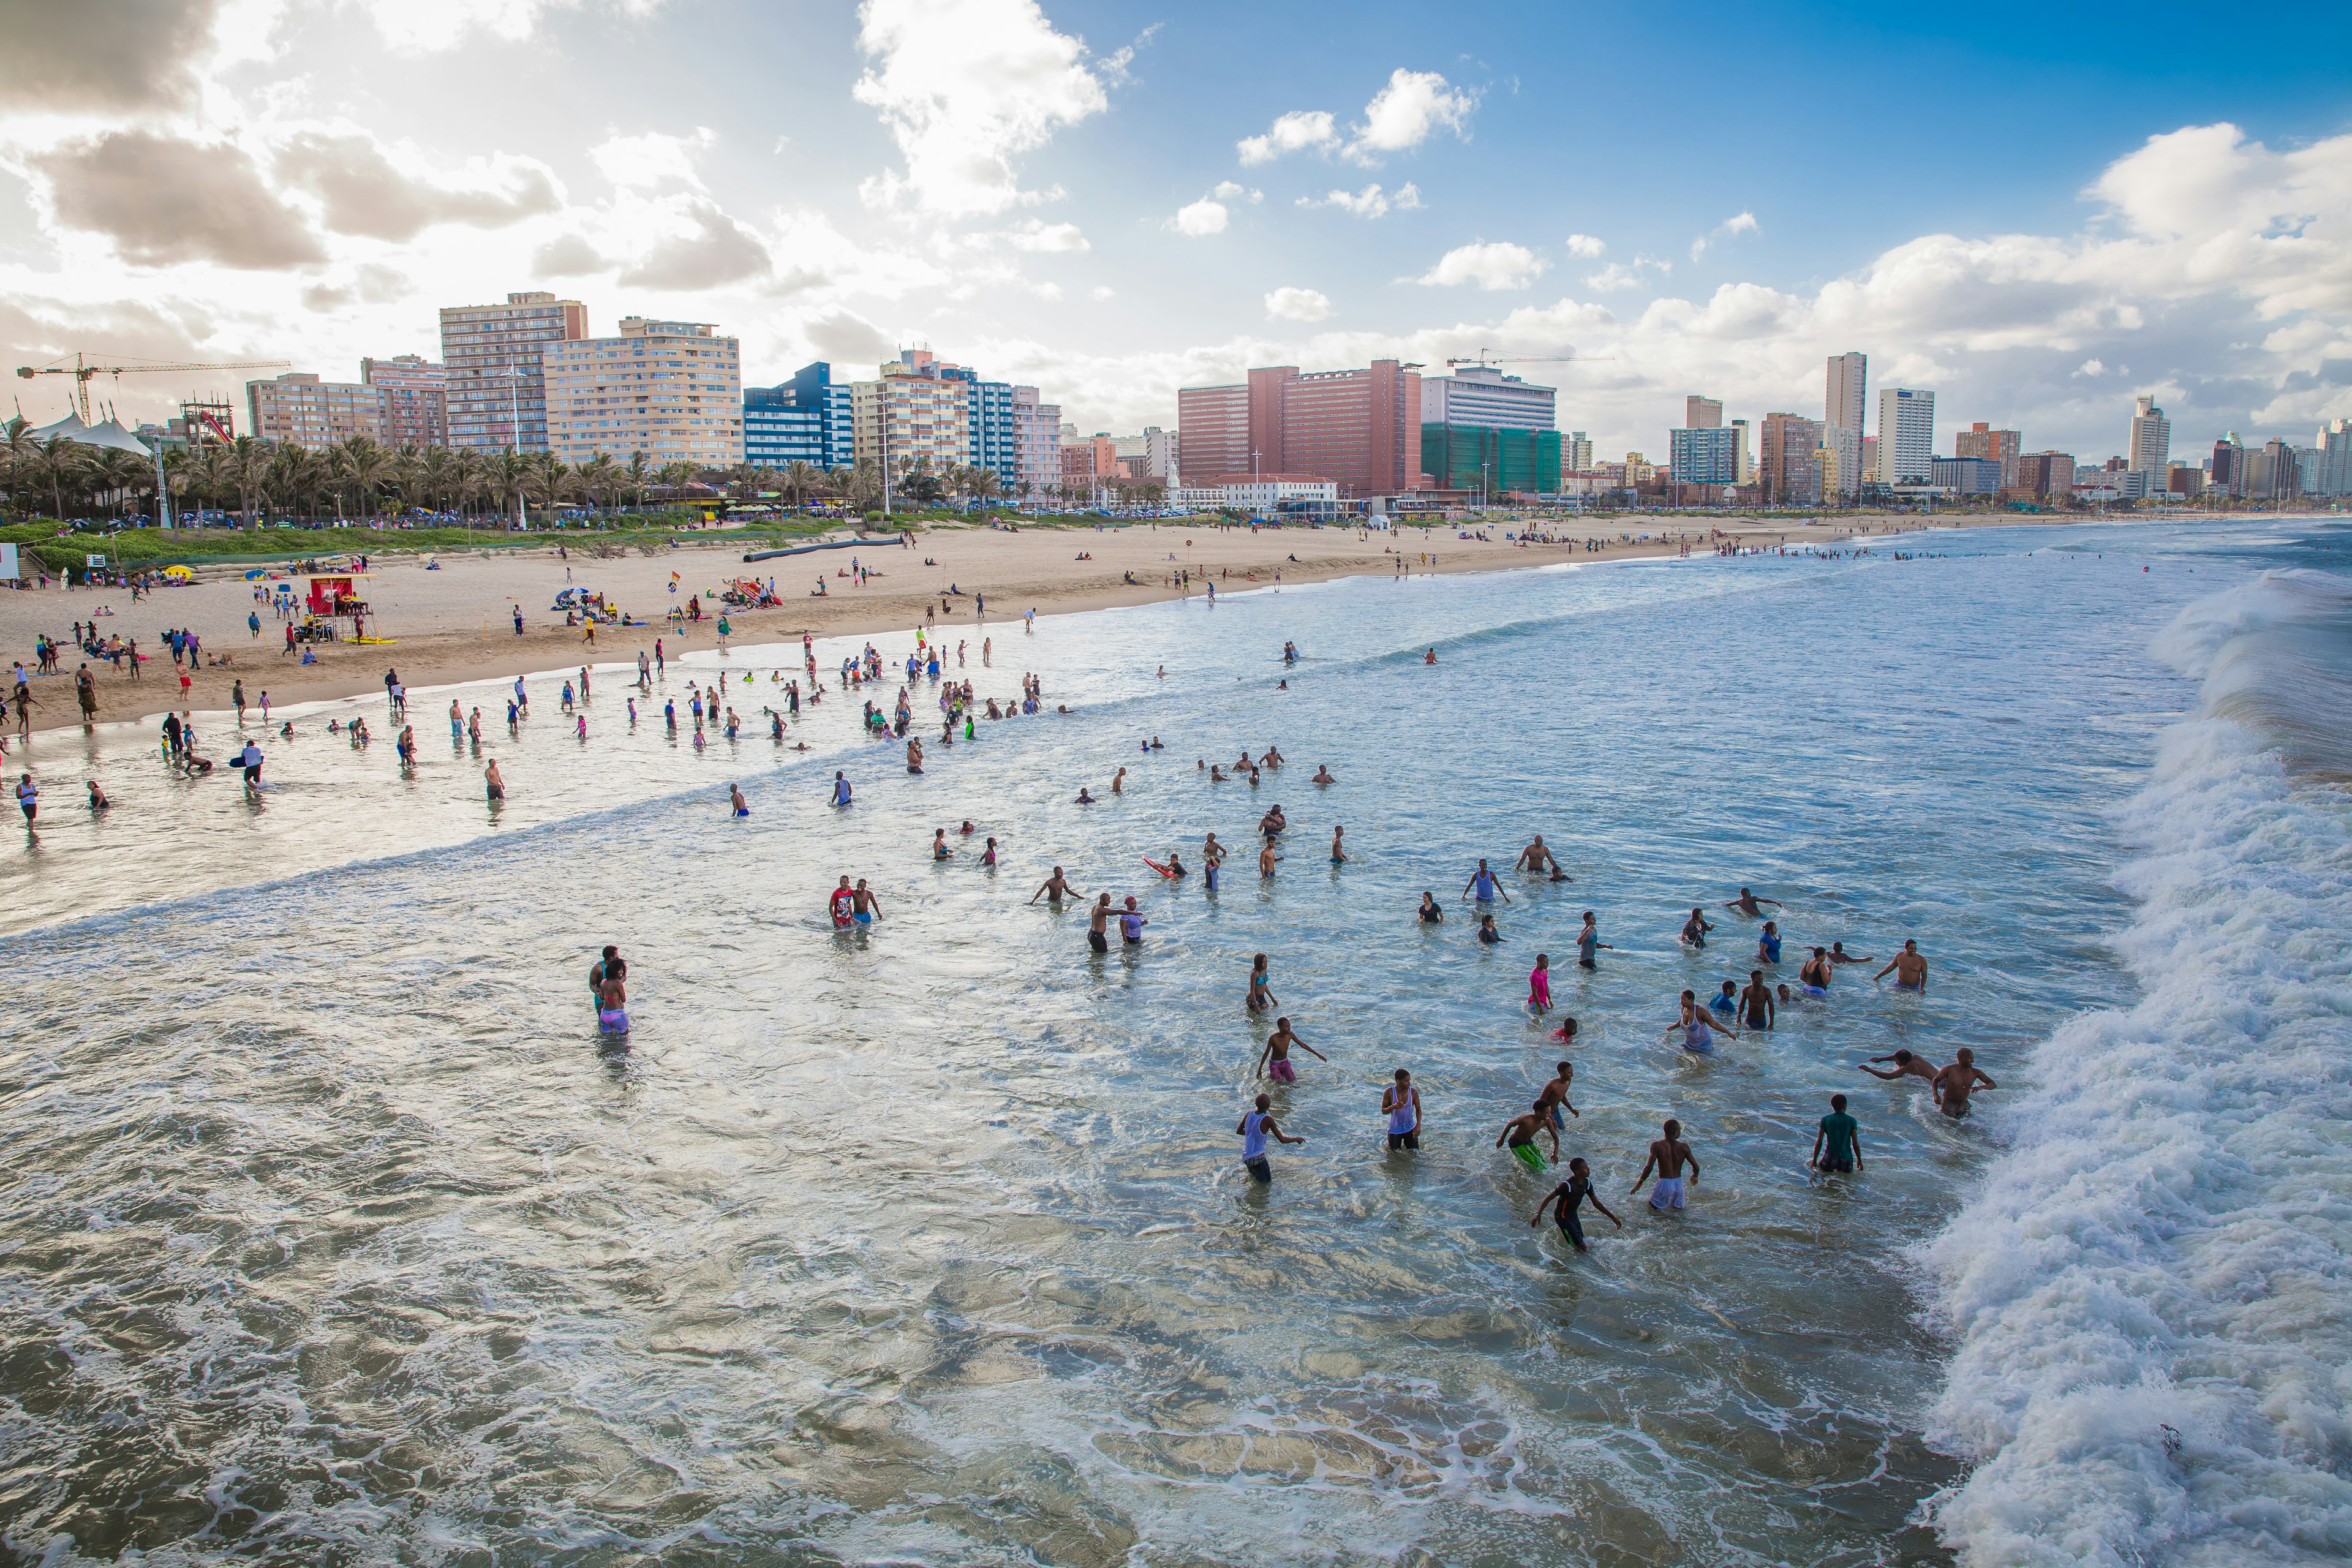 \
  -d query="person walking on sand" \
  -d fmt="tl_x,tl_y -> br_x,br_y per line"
1237,1092 -> 1304,1184
1381,1068 -> 1422,1152
1632,1118 -> 1699,1210
1811,1093 -> 1863,1173
1530,1158 -> 1621,1252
